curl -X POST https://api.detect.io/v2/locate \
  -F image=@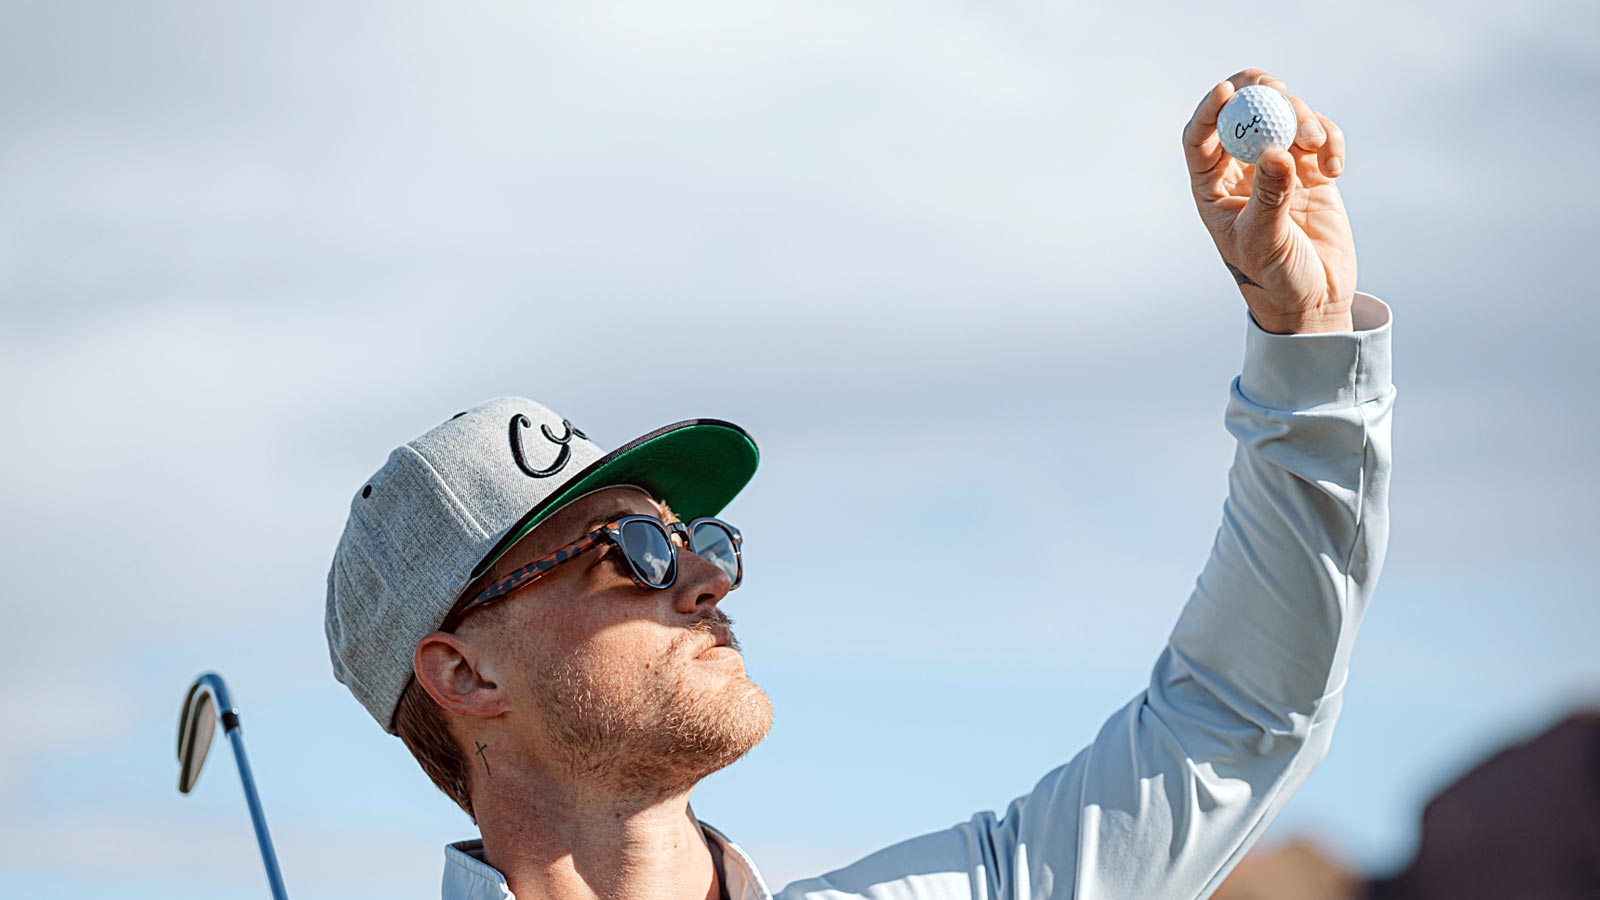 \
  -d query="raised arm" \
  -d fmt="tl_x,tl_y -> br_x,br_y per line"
778,70 -> 1392,900
1019,289 -> 1392,898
